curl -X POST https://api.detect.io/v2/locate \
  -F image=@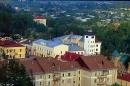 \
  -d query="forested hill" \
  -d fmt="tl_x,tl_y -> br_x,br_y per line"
1,3 -> 130,57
